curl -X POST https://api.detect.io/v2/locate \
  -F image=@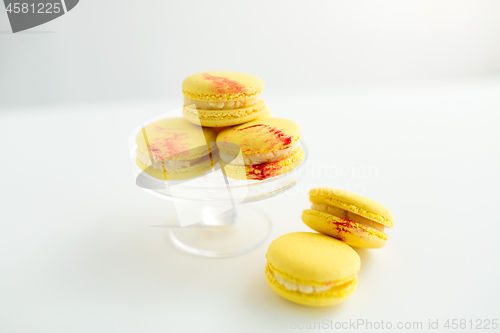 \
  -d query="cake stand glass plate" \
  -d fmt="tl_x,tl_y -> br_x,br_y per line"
128,111 -> 308,257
